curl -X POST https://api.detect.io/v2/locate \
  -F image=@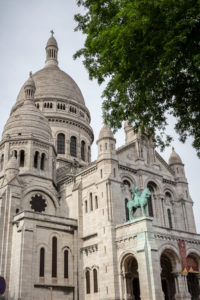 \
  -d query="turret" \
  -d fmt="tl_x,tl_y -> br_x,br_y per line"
168,147 -> 186,181
97,124 -> 116,161
45,30 -> 58,66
